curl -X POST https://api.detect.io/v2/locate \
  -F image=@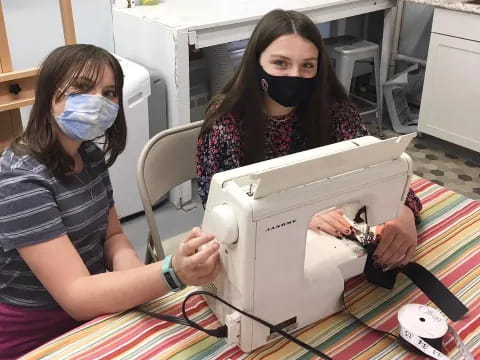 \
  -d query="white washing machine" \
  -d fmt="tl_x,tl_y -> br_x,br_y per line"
109,56 -> 151,219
